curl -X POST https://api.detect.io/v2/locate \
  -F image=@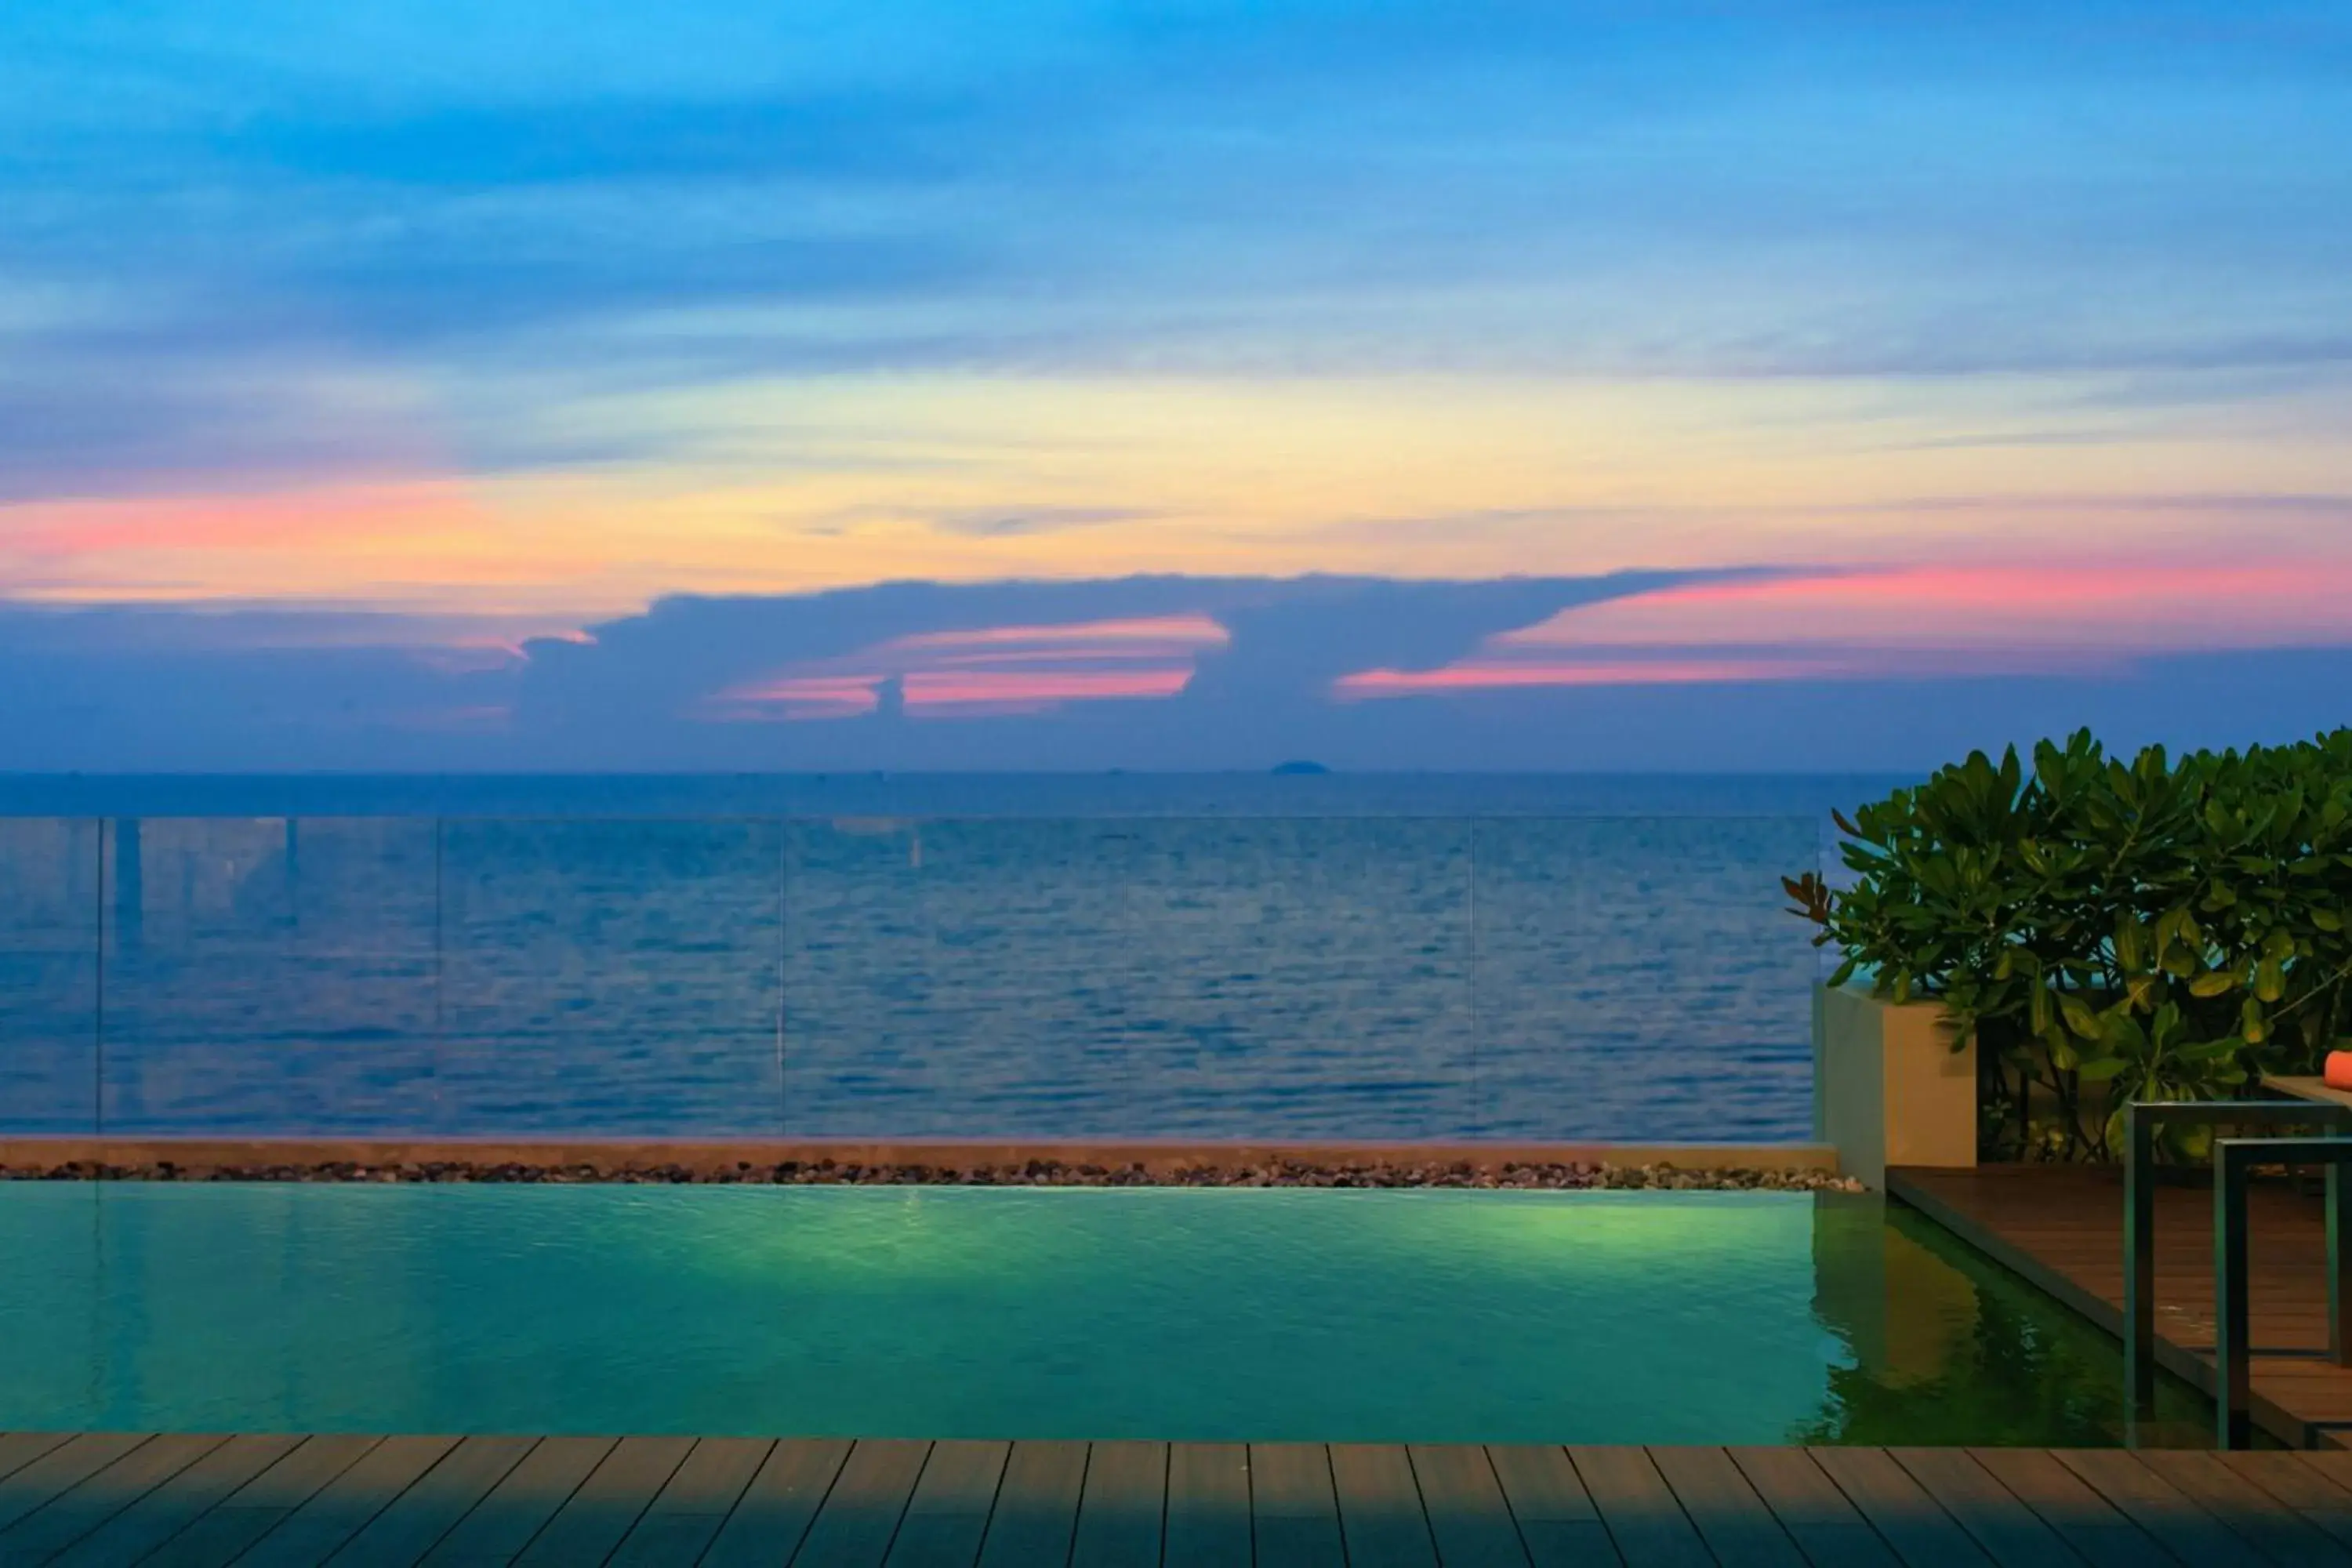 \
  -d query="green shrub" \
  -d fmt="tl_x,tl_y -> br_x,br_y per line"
1786,730 -> 2352,1160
